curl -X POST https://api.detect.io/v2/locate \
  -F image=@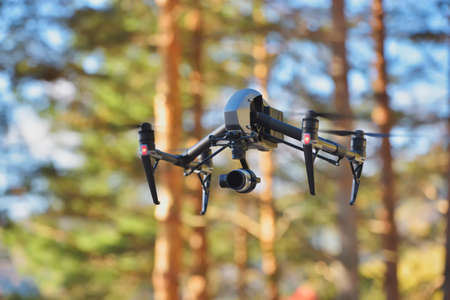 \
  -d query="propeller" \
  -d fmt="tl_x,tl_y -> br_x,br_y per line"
110,123 -> 165,131
293,110 -> 369,121
115,124 -> 141,130
319,129 -> 395,138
